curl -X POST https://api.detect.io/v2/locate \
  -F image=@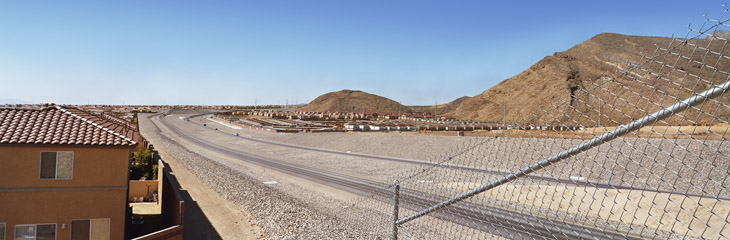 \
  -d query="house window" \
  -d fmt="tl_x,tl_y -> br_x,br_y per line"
14,224 -> 56,240
40,151 -> 73,179
0,222 -> 5,240
71,219 -> 109,240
